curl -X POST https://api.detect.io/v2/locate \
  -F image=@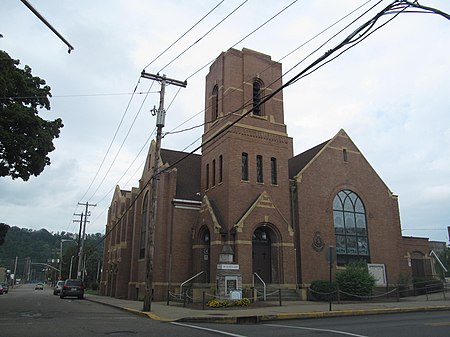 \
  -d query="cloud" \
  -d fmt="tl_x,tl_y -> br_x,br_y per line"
1,0 -> 449,242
